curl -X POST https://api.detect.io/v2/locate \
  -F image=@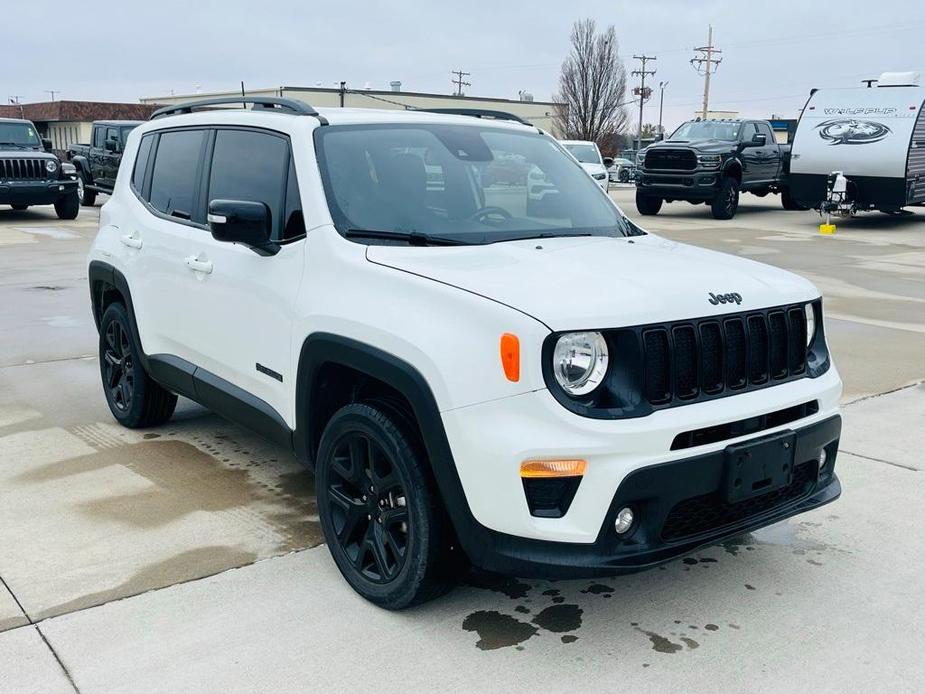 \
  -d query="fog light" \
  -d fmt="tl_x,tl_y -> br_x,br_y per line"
819,449 -> 827,469
614,507 -> 634,534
